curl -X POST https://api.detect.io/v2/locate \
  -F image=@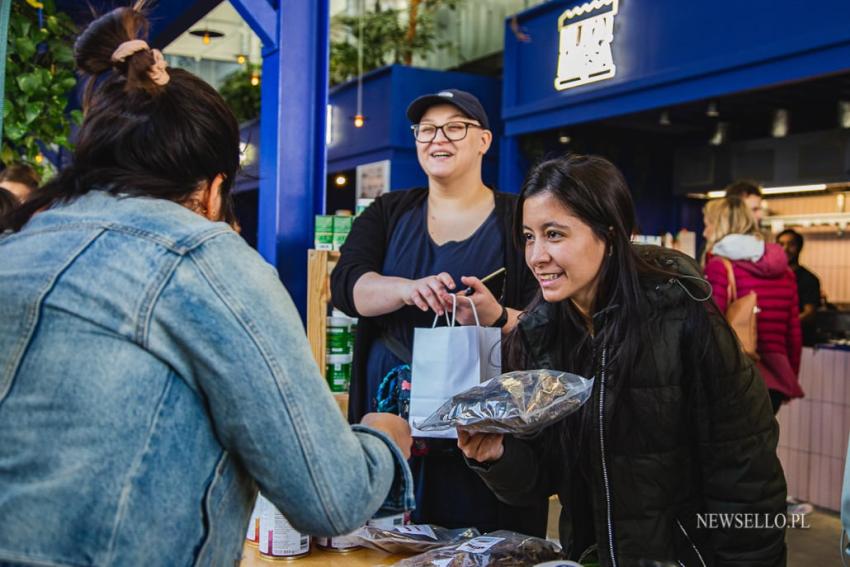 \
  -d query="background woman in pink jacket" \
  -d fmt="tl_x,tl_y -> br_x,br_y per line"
703,197 -> 803,413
